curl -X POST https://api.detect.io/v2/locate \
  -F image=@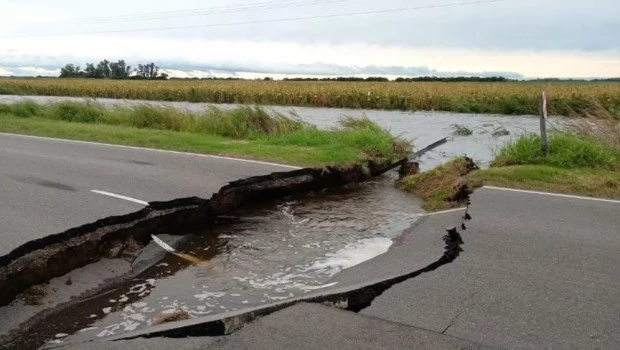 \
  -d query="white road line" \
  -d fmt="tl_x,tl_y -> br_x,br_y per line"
151,234 -> 176,252
483,186 -> 620,204
421,207 -> 468,216
91,190 -> 149,206
0,132 -> 301,169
